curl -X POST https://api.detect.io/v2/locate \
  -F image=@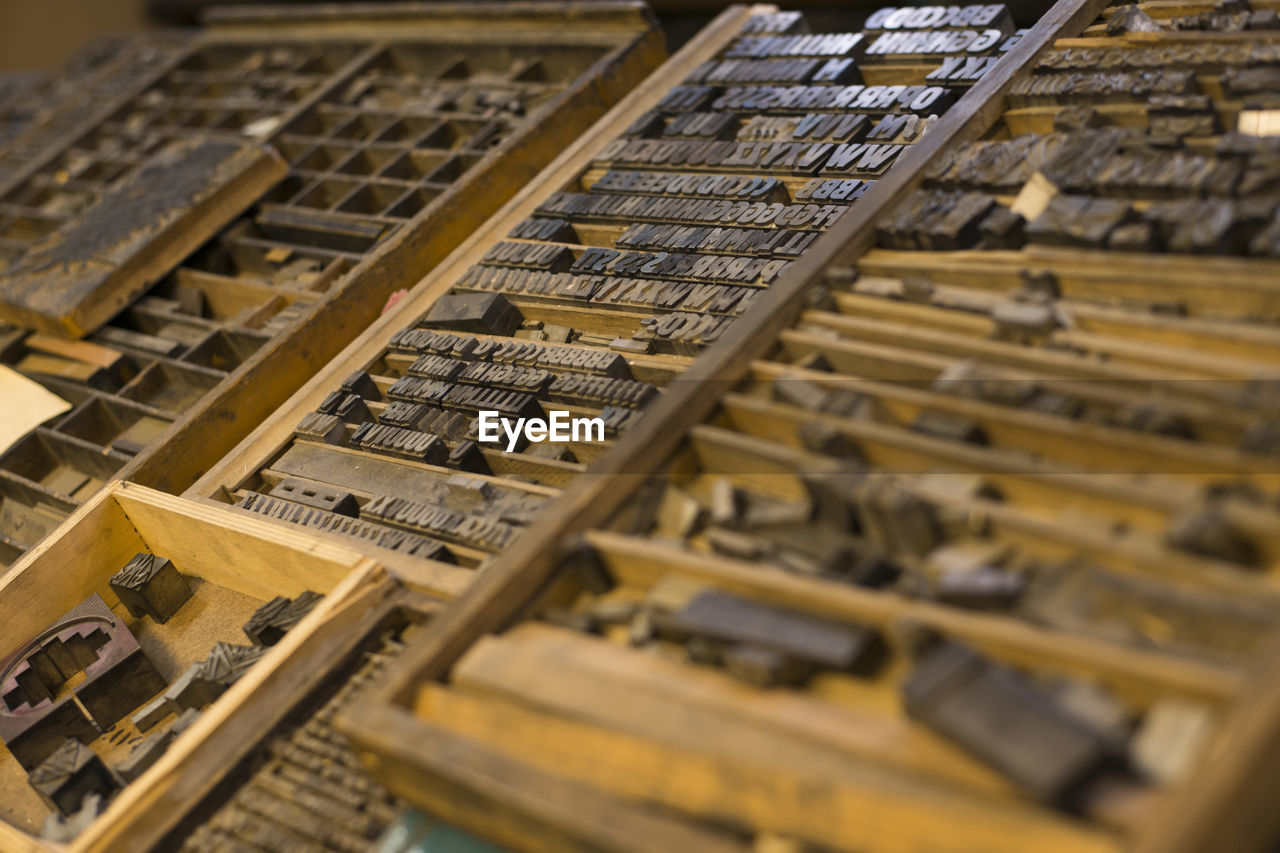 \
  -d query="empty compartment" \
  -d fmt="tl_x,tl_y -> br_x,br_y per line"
422,152 -> 485,184
118,361 -> 224,413
258,173 -> 311,206
55,397 -> 174,456
336,181 -> 408,216
295,142 -> 360,173
362,45 -> 464,77
330,113 -> 384,143
334,145 -> 401,176
0,484 -> 71,550
383,185 -> 442,219
375,116 -> 441,144
294,177 -> 362,211
282,105 -> 350,138
181,329 -> 269,372
0,432 -> 126,498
